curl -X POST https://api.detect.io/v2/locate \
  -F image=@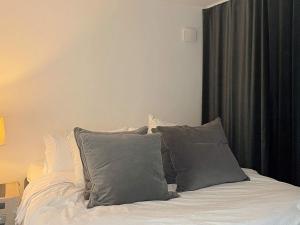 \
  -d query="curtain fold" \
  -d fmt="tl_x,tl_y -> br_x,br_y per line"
203,0 -> 300,185
293,0 -> 300,185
